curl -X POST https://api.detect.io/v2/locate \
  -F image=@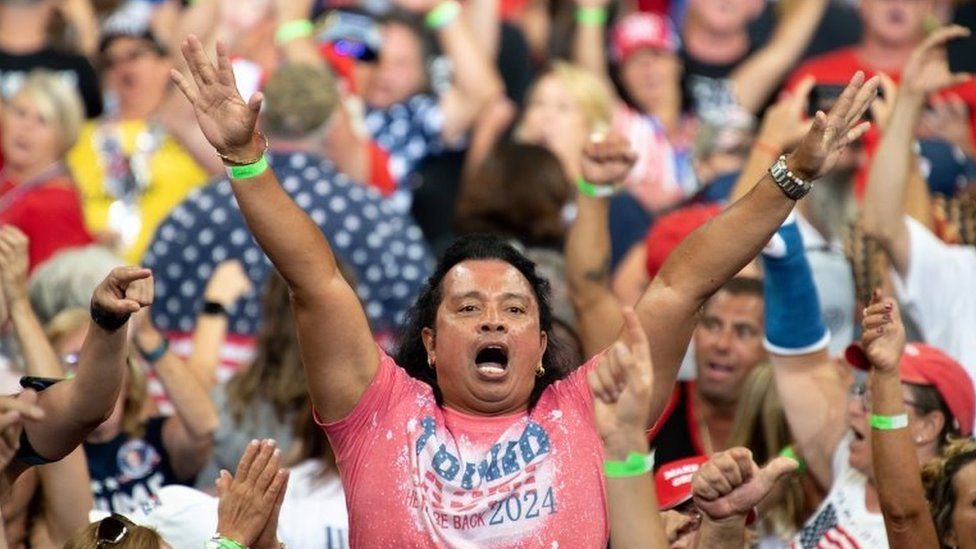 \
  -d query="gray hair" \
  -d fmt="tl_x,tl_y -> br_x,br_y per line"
29,245 -> 126,326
